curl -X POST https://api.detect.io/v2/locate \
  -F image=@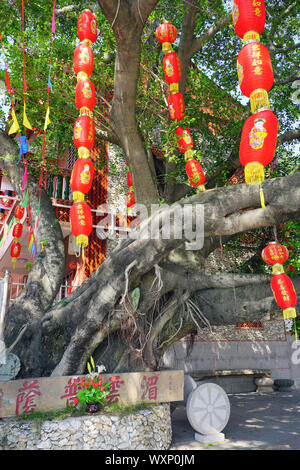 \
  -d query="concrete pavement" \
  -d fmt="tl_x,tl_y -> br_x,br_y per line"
170,390 -> 300,450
